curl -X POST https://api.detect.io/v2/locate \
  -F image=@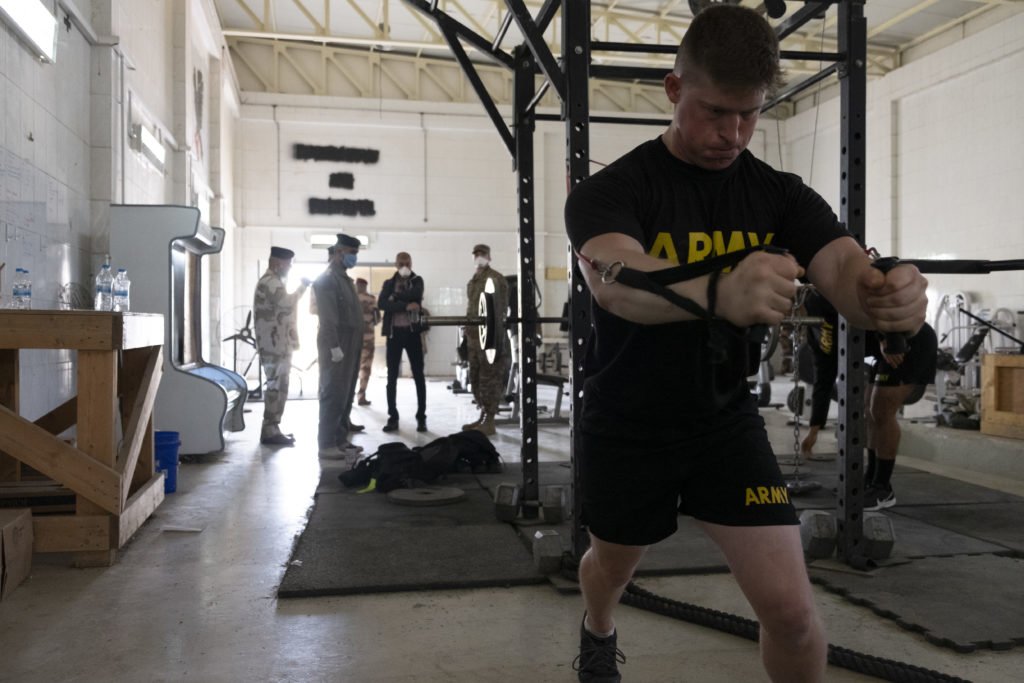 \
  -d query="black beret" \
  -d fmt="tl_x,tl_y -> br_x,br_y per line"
270,246 -> 295,259
336,234 -> 361,249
